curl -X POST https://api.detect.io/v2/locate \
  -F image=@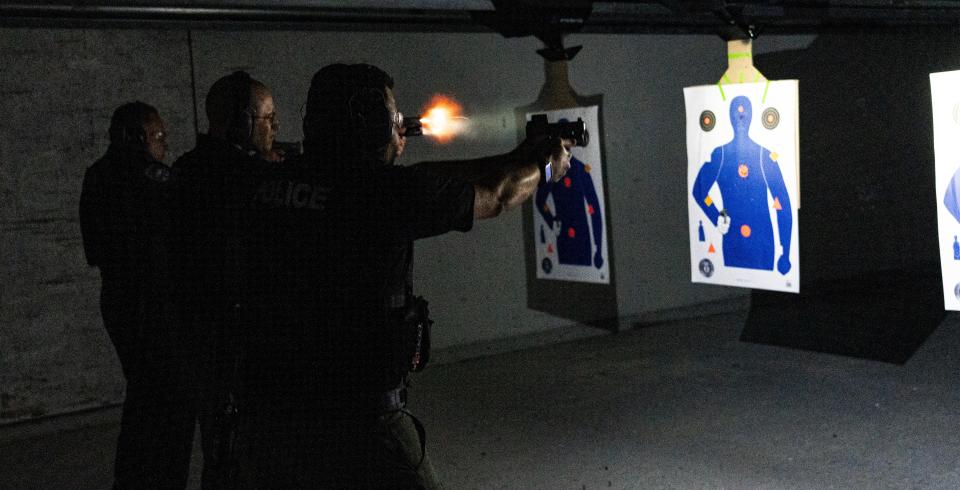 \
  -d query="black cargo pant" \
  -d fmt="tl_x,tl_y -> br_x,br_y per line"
100,275 -> 197,489
236,396 -> 442,488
